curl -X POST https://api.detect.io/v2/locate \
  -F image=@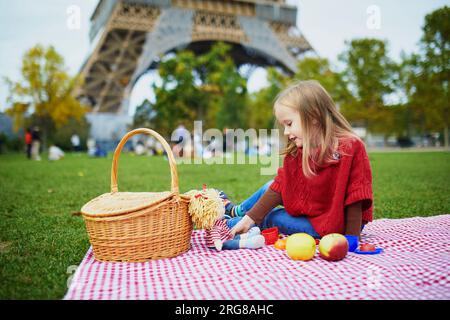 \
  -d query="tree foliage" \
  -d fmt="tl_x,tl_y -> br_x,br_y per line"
402,6 -> 449,146
4,44 -> 88,145
132,99 -> 155,129
338,39 -> 398,136
294,57 -> 352,109
148,42 -> 248,136
247,67 -> 286,130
